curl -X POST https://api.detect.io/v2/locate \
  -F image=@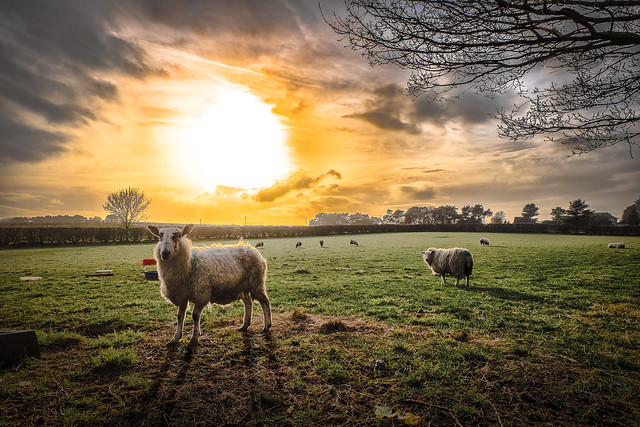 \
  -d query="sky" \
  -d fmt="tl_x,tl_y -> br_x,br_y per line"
1,0 -> 638,226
